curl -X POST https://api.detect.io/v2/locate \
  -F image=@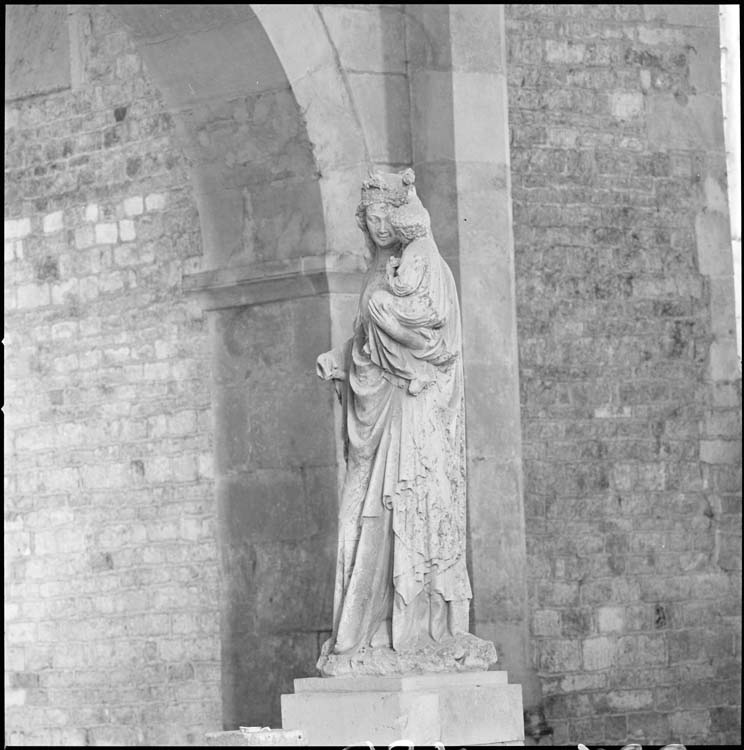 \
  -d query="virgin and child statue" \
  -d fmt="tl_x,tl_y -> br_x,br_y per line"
315,169 -> 497,675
